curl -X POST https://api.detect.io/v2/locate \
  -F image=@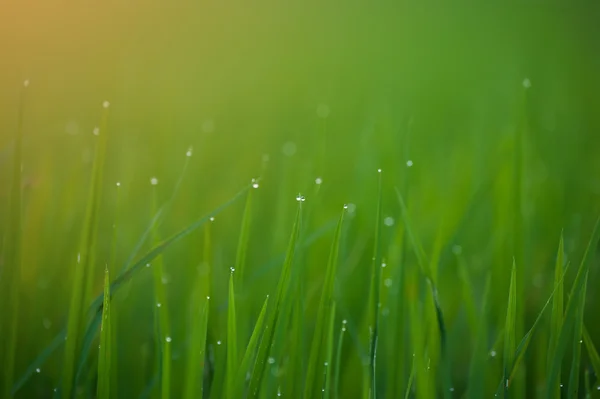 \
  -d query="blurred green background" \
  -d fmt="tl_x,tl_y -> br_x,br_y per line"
2,1 -> 600,398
